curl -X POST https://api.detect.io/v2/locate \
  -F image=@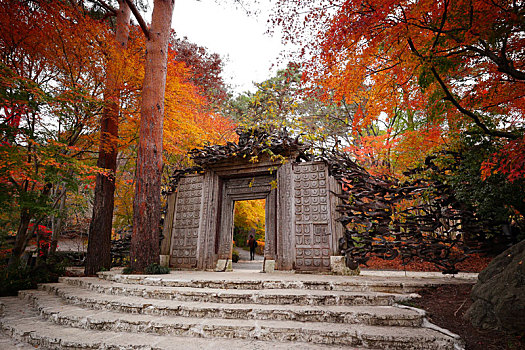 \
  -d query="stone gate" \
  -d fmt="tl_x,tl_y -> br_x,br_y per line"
160,131 -> 347,273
